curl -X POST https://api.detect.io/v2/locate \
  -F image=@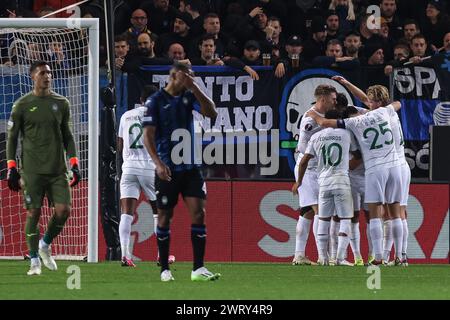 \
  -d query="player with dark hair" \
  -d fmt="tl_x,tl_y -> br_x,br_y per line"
143,62 -> 220,282
6,60 -> 80,275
